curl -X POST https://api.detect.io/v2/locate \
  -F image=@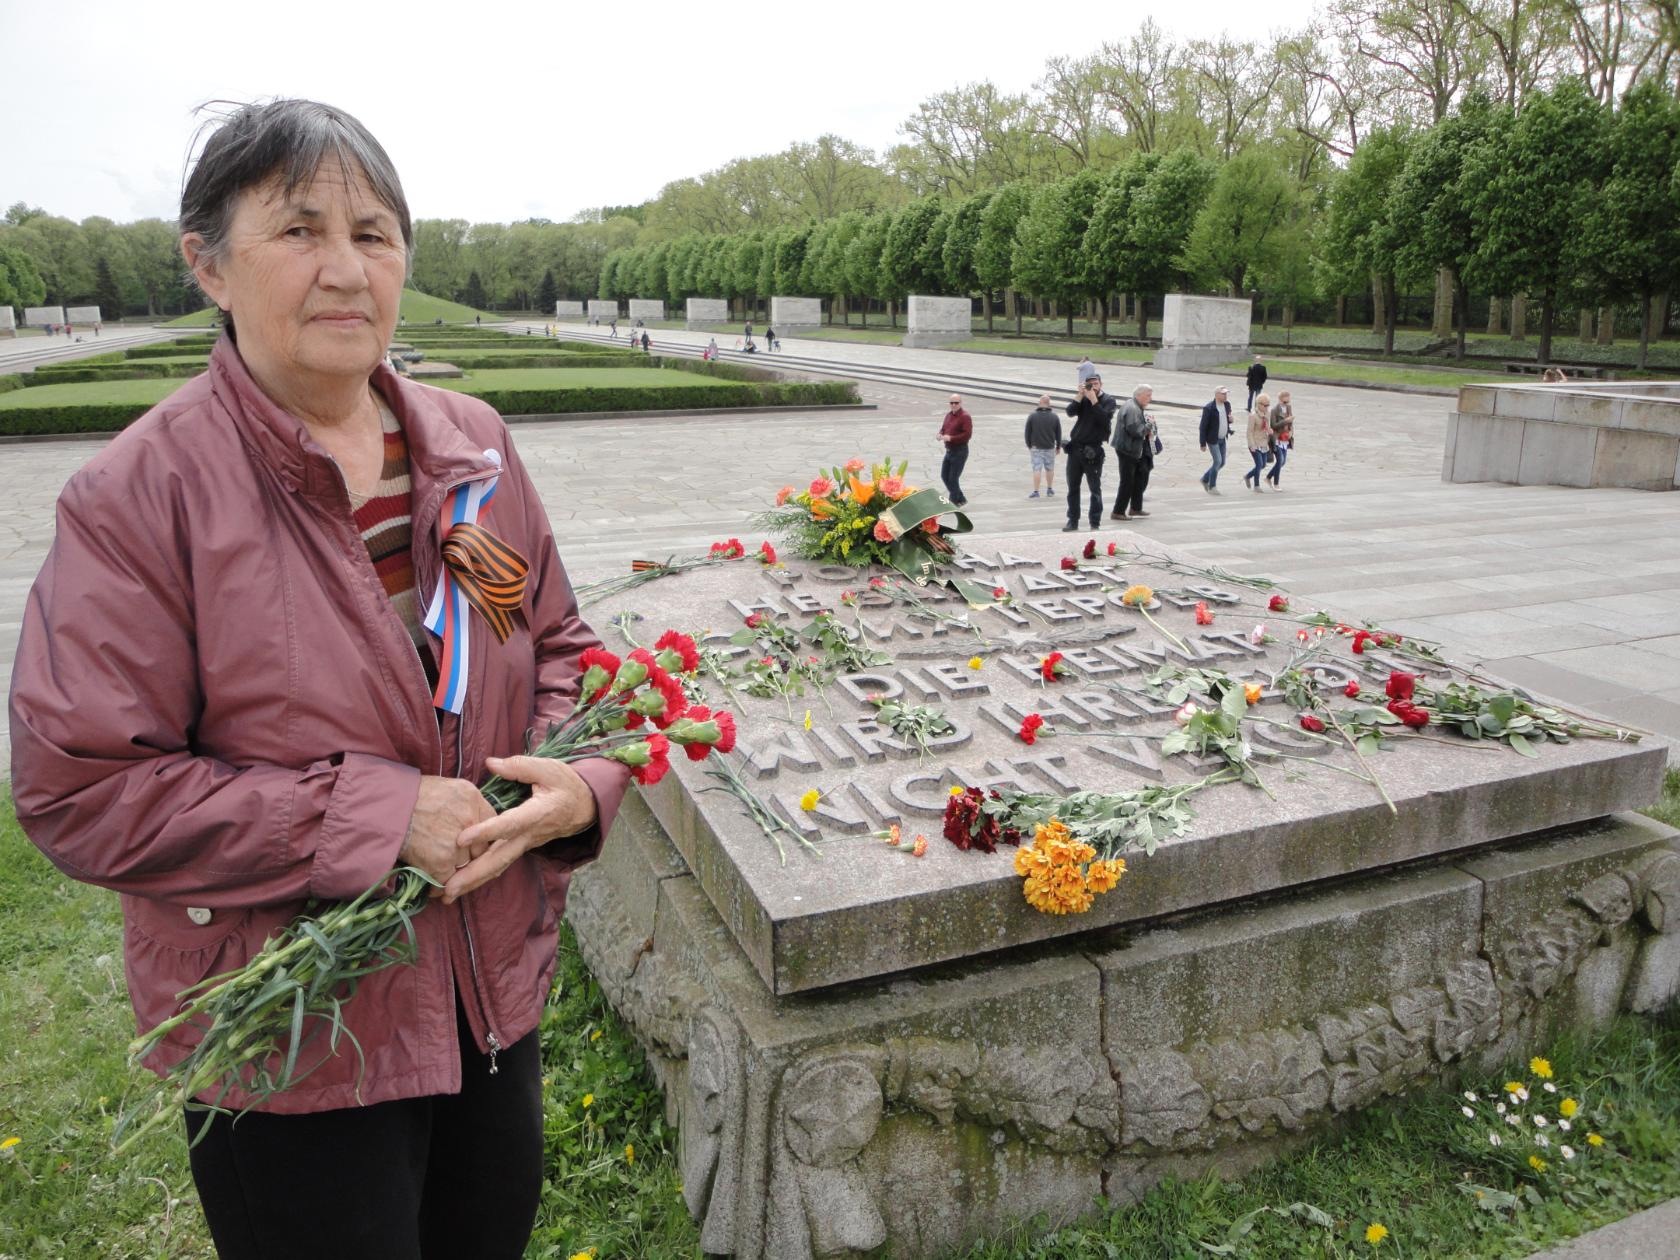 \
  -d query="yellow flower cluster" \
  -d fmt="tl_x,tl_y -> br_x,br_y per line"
1120,584 -> 1154,607
1012,818 -> 1126,915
